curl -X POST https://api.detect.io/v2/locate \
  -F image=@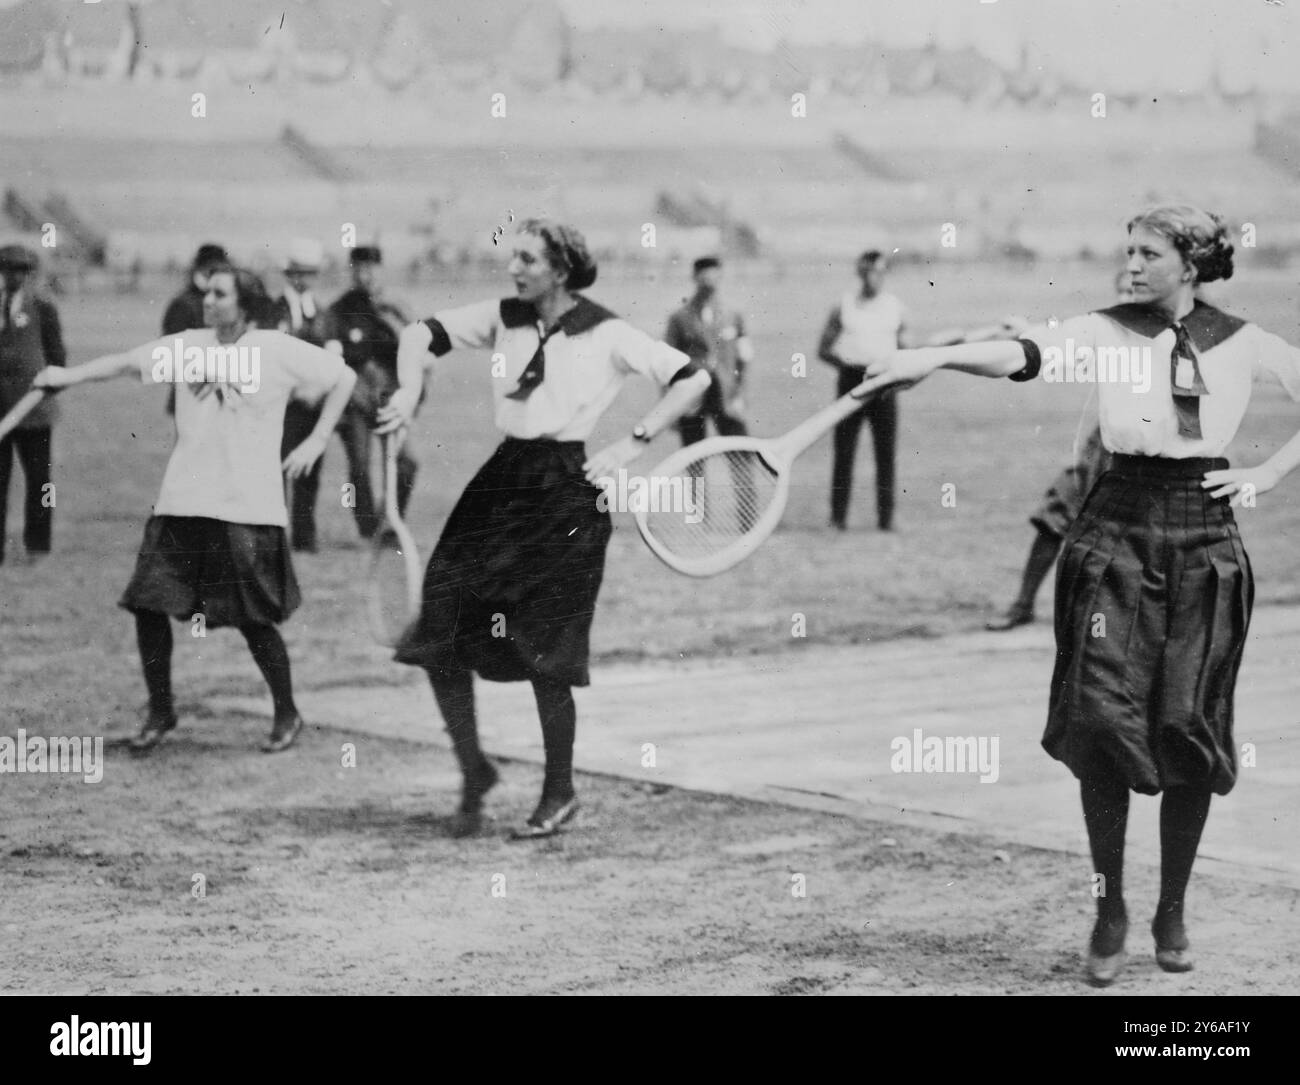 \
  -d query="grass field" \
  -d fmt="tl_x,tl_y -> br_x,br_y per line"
6,258 -> 1300,722
5,257 -> 1300,995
